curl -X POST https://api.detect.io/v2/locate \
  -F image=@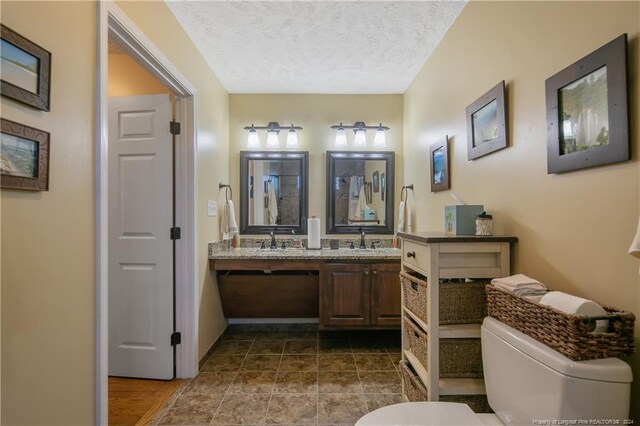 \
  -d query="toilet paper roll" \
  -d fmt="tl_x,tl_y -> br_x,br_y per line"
307,217 -> 321,249
540,291 -> 609,333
